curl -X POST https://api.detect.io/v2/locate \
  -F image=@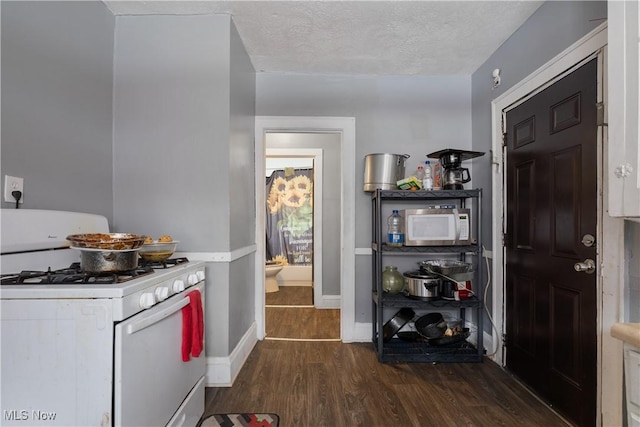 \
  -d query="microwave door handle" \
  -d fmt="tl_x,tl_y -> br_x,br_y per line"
453,208 -> 461,244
